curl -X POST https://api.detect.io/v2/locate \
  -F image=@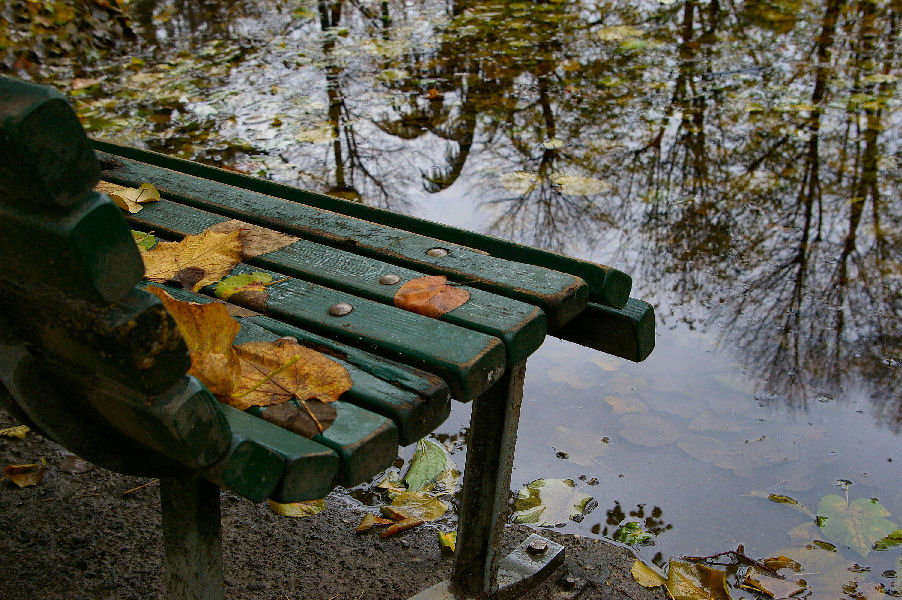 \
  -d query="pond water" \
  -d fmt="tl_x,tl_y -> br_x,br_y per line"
6,0 -> 901,595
